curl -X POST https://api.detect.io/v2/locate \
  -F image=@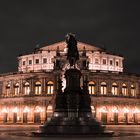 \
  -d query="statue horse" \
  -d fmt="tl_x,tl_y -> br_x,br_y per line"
65,33 -> 79,67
